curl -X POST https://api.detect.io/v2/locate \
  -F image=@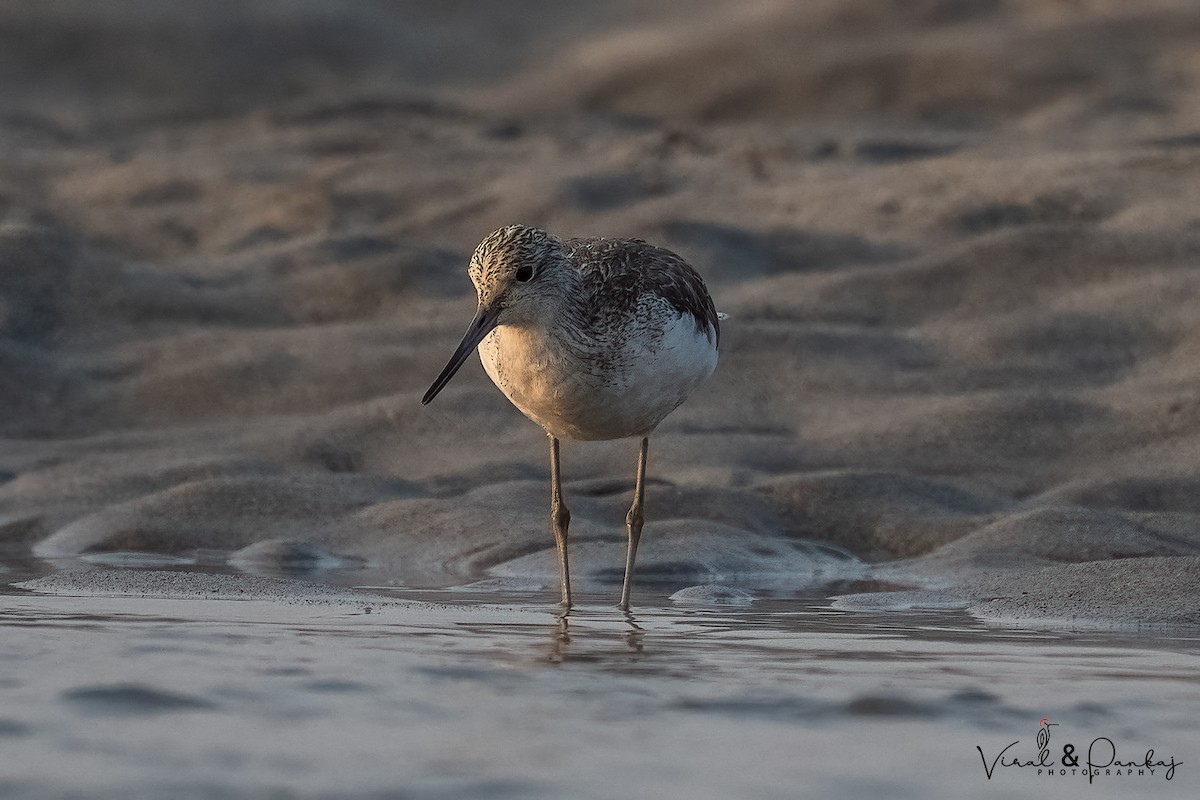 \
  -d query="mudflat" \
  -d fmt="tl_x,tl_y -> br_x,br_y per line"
2,1 -> 1199,624
3,4 -> 1200,798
